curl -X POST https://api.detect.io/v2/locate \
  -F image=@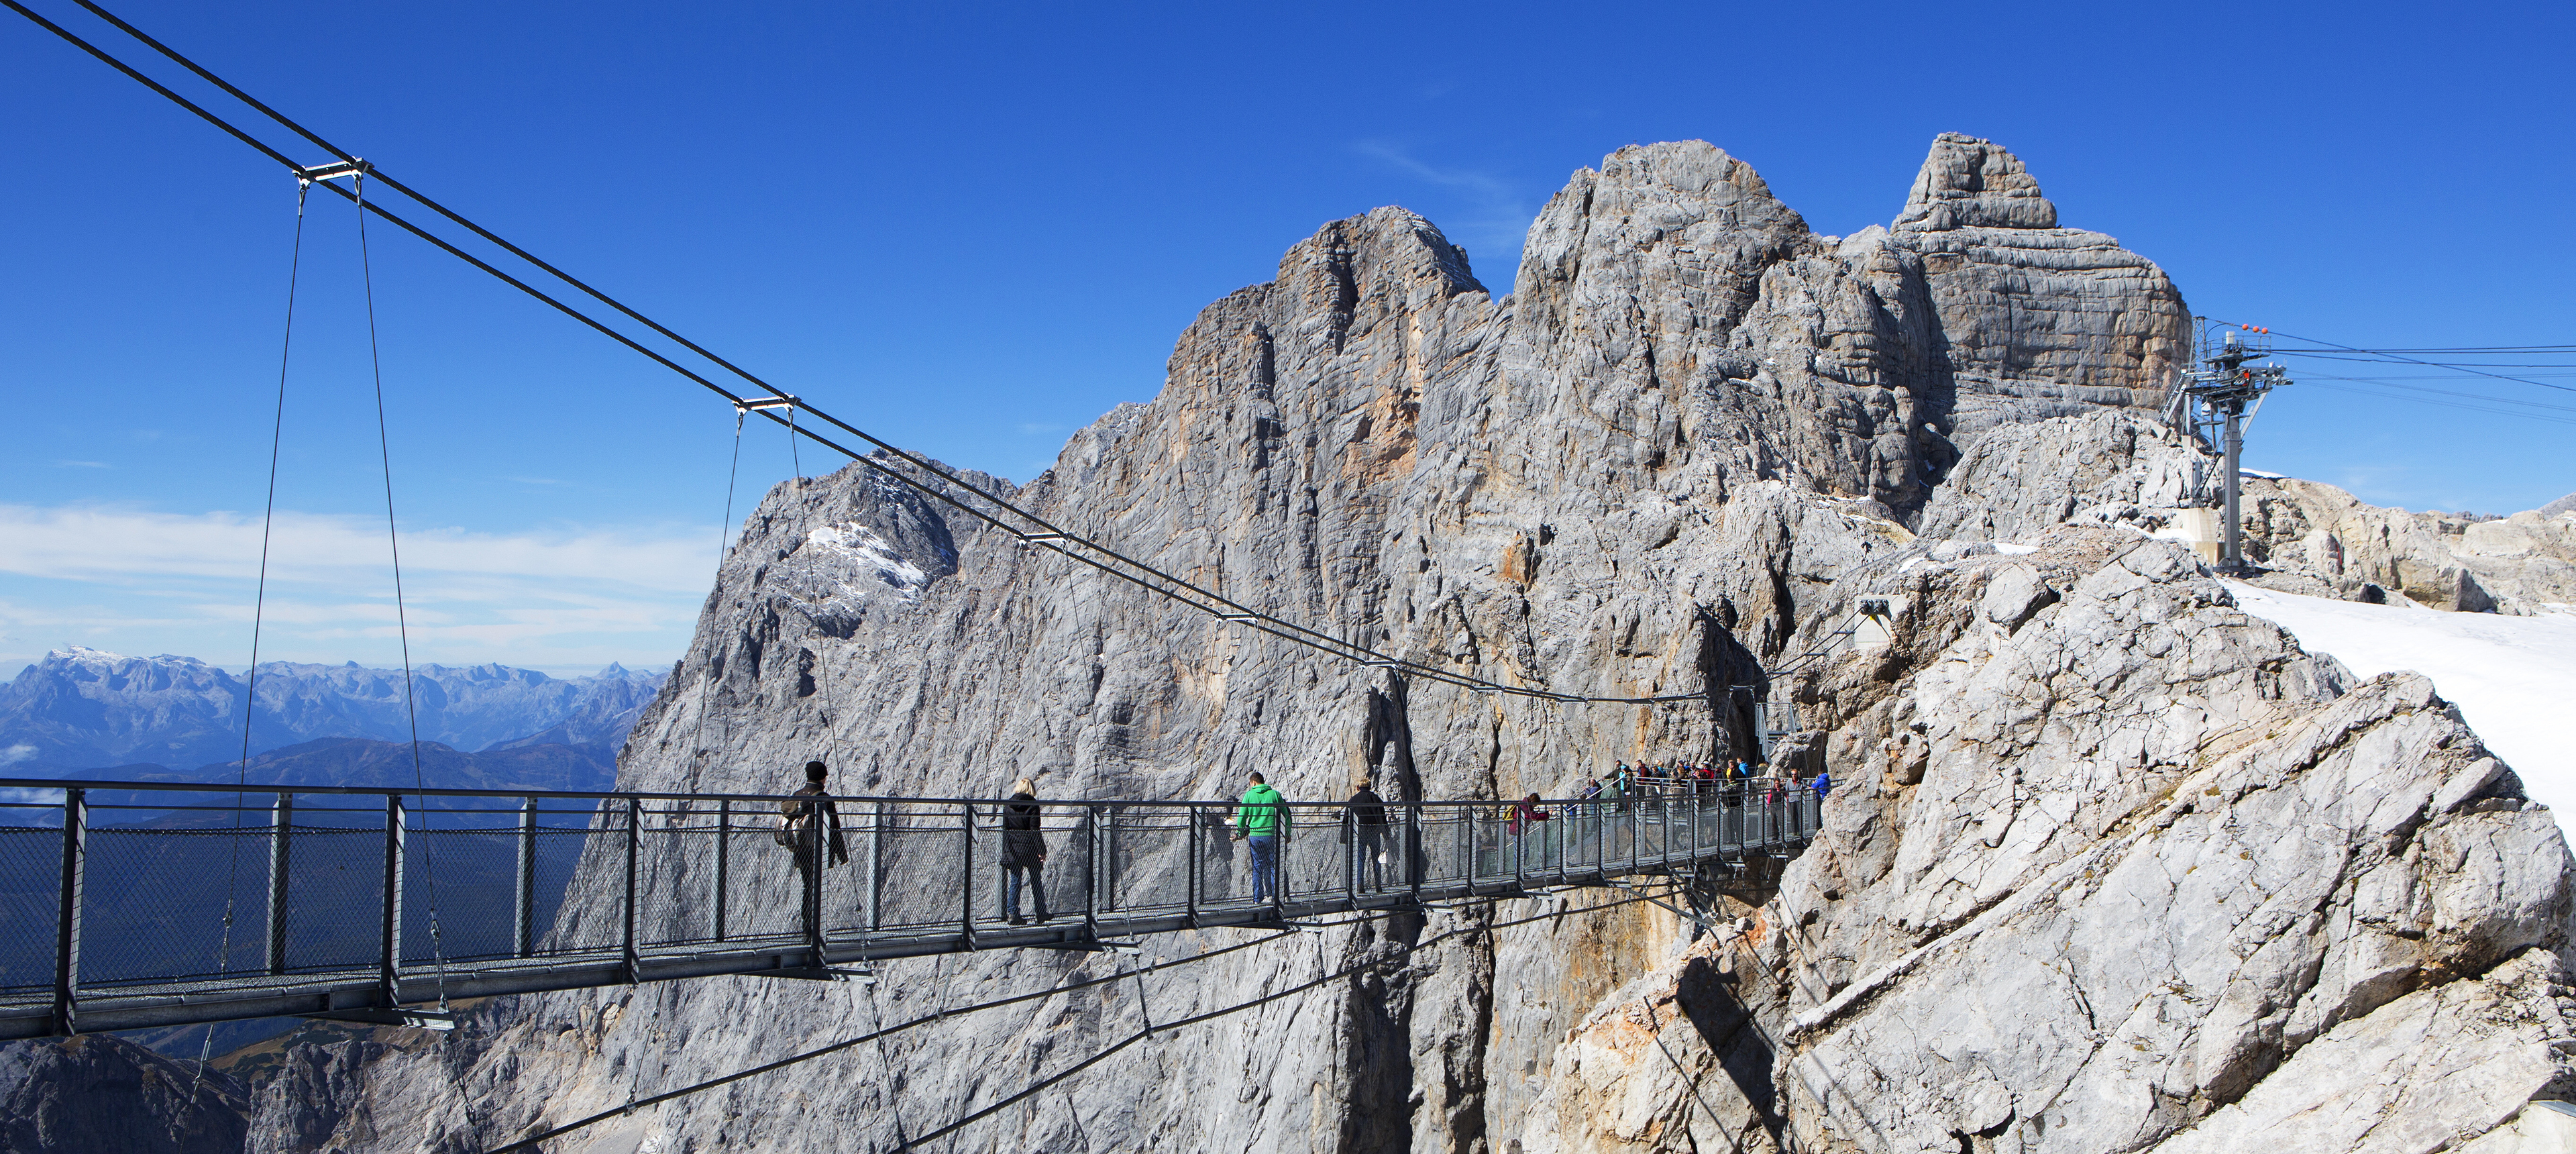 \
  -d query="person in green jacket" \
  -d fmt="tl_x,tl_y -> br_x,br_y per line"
1234,773 -> 1289,904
